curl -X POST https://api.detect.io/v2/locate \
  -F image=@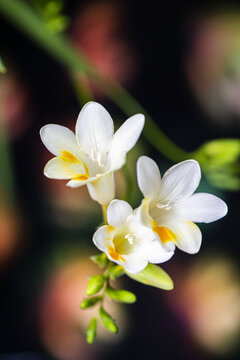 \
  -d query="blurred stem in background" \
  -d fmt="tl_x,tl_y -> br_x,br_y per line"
0,56 -> 6,73
0,118 -> 16,206
122,164 -> 134,203
69,70 -> 94,106
0,0 -> 239,190
0,0 -> 188,162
